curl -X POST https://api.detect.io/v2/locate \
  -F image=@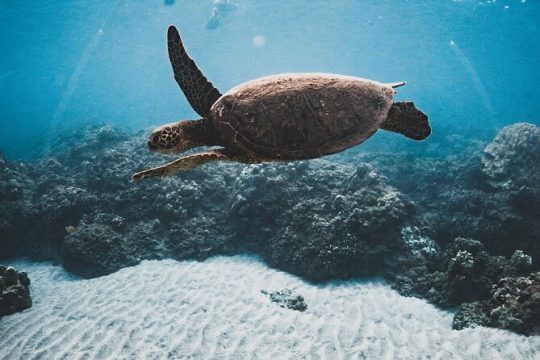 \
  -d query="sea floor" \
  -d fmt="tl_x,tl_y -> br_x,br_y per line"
0,255 -> 538,360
